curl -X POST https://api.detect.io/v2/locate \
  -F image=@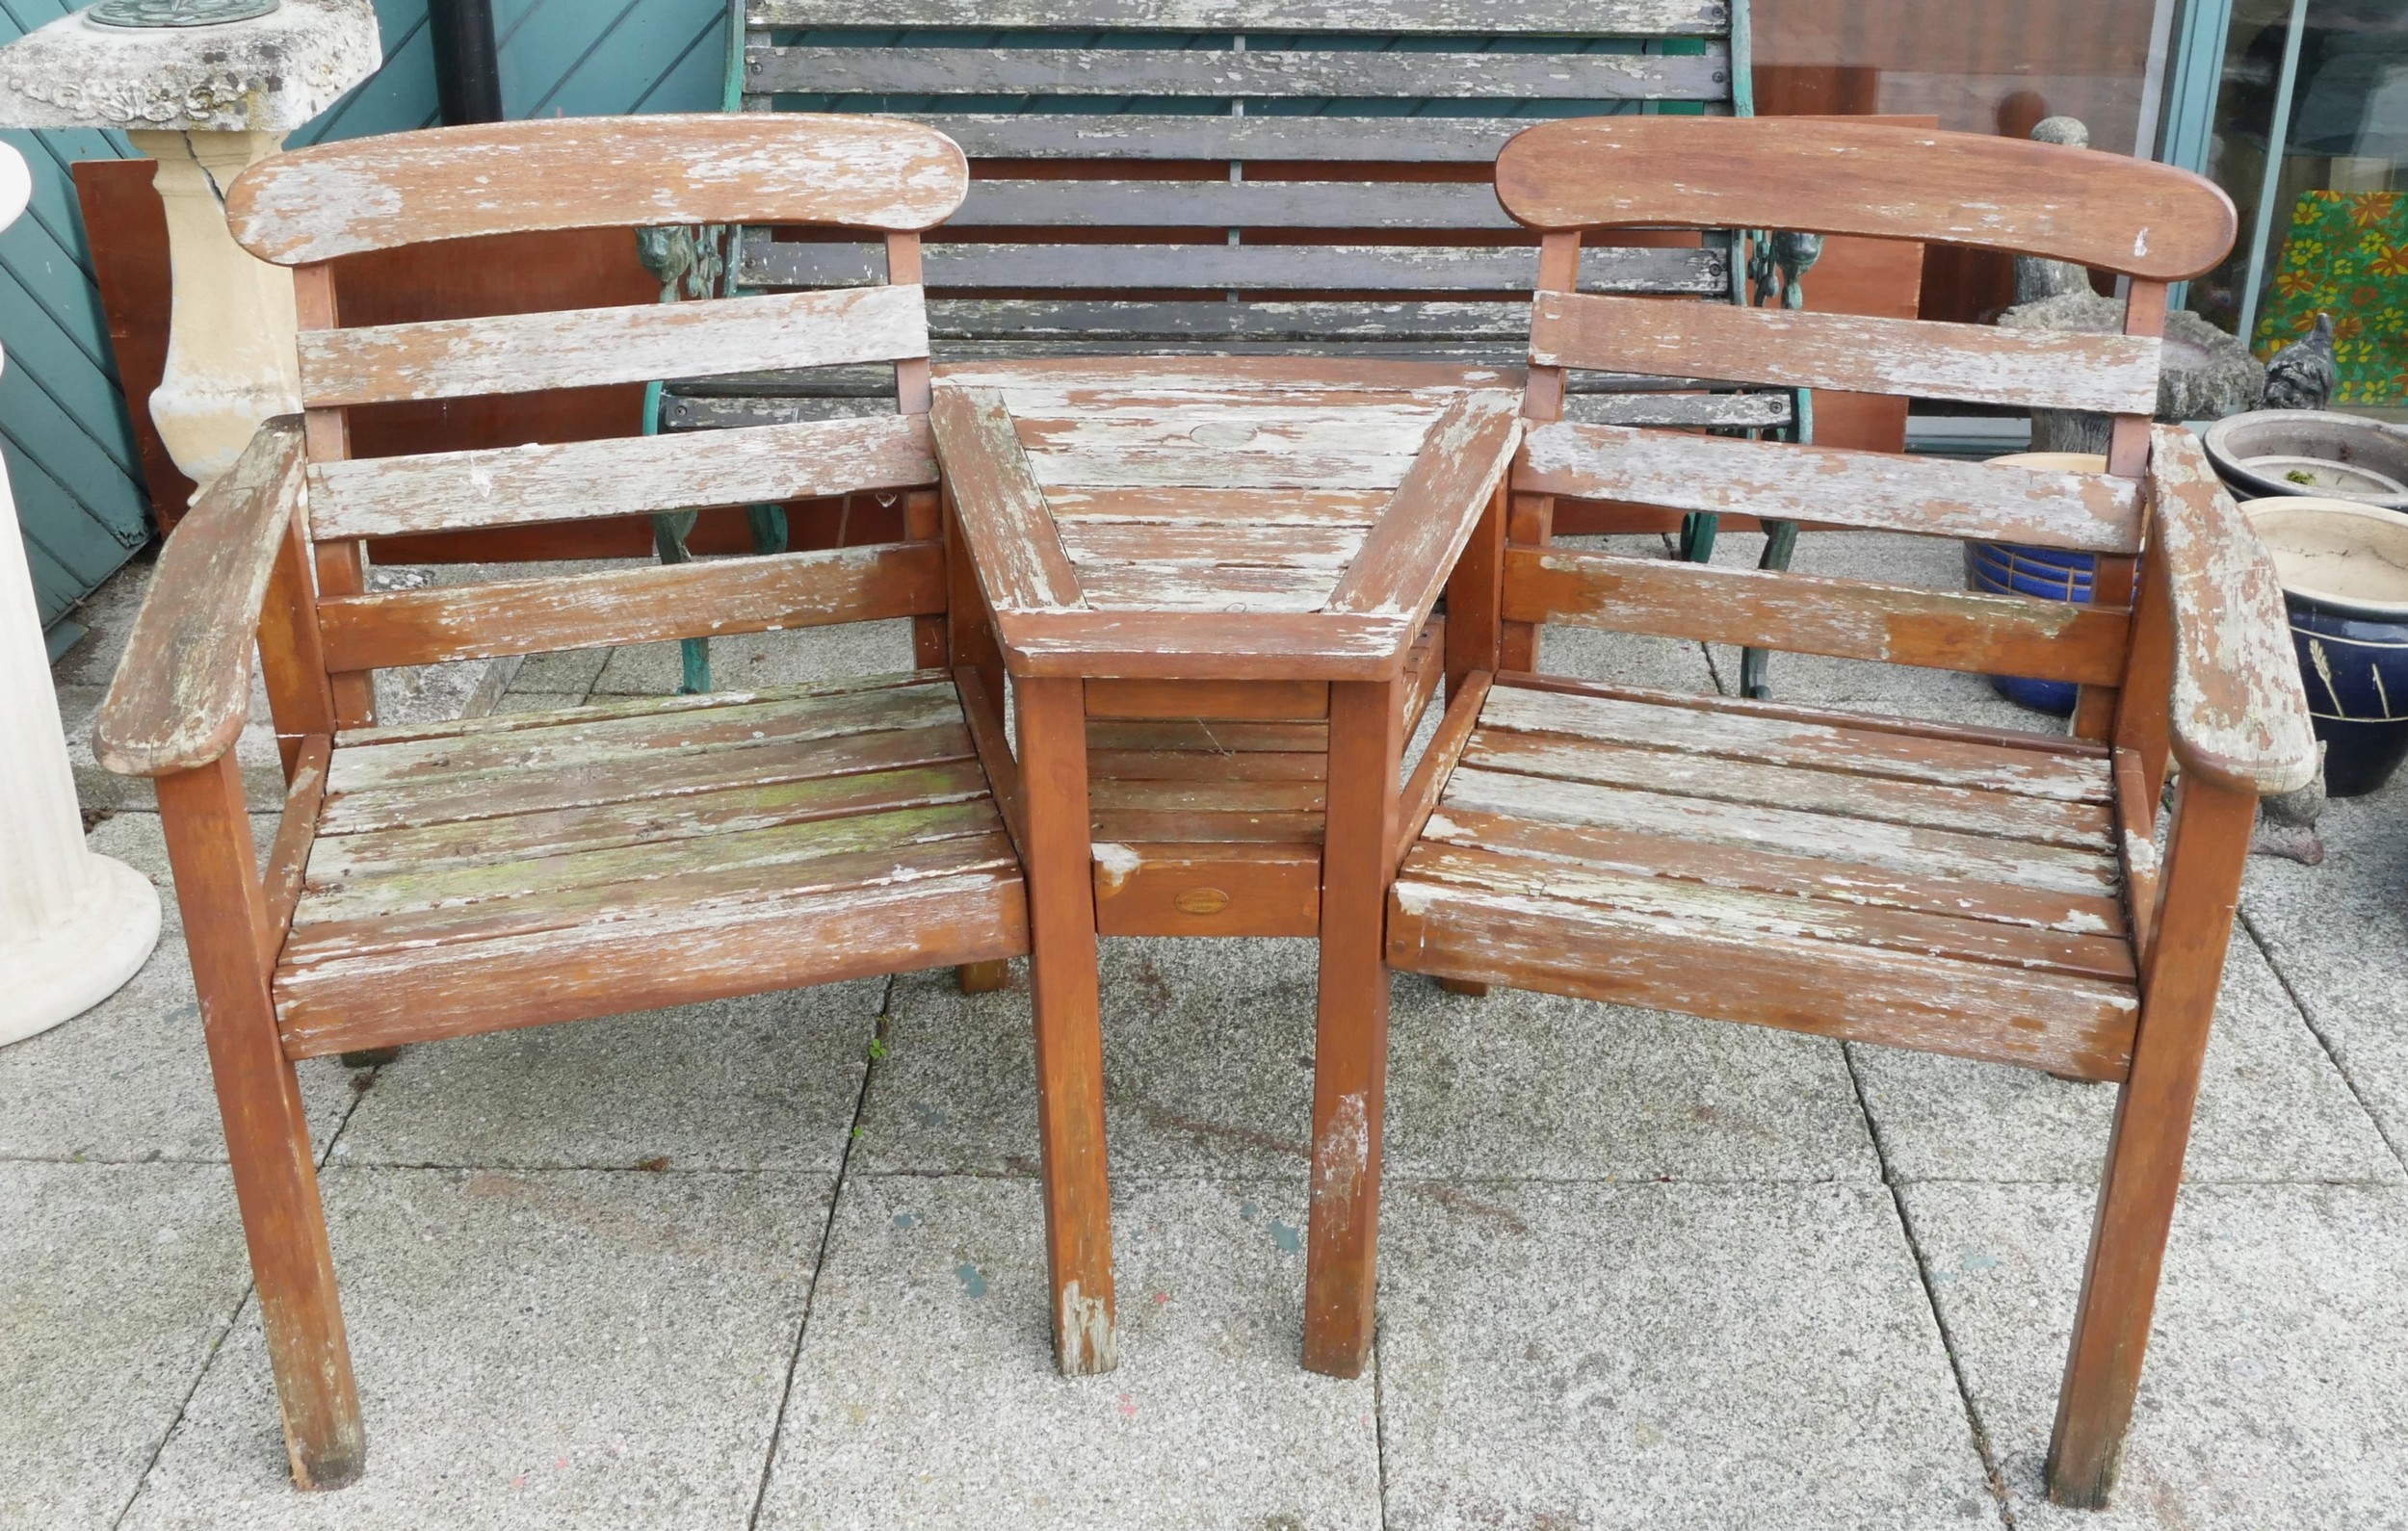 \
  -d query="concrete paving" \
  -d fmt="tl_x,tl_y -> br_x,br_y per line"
12,545 -> 2408,1529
